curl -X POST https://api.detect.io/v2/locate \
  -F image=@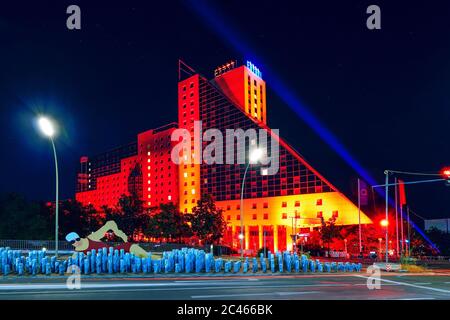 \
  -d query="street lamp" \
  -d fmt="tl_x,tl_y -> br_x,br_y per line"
37,116 -> 59,257
240,148 -> 262,260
